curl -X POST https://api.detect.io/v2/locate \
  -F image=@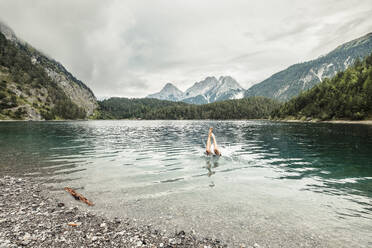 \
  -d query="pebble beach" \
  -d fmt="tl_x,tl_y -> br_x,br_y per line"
0,176 -> 227,248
